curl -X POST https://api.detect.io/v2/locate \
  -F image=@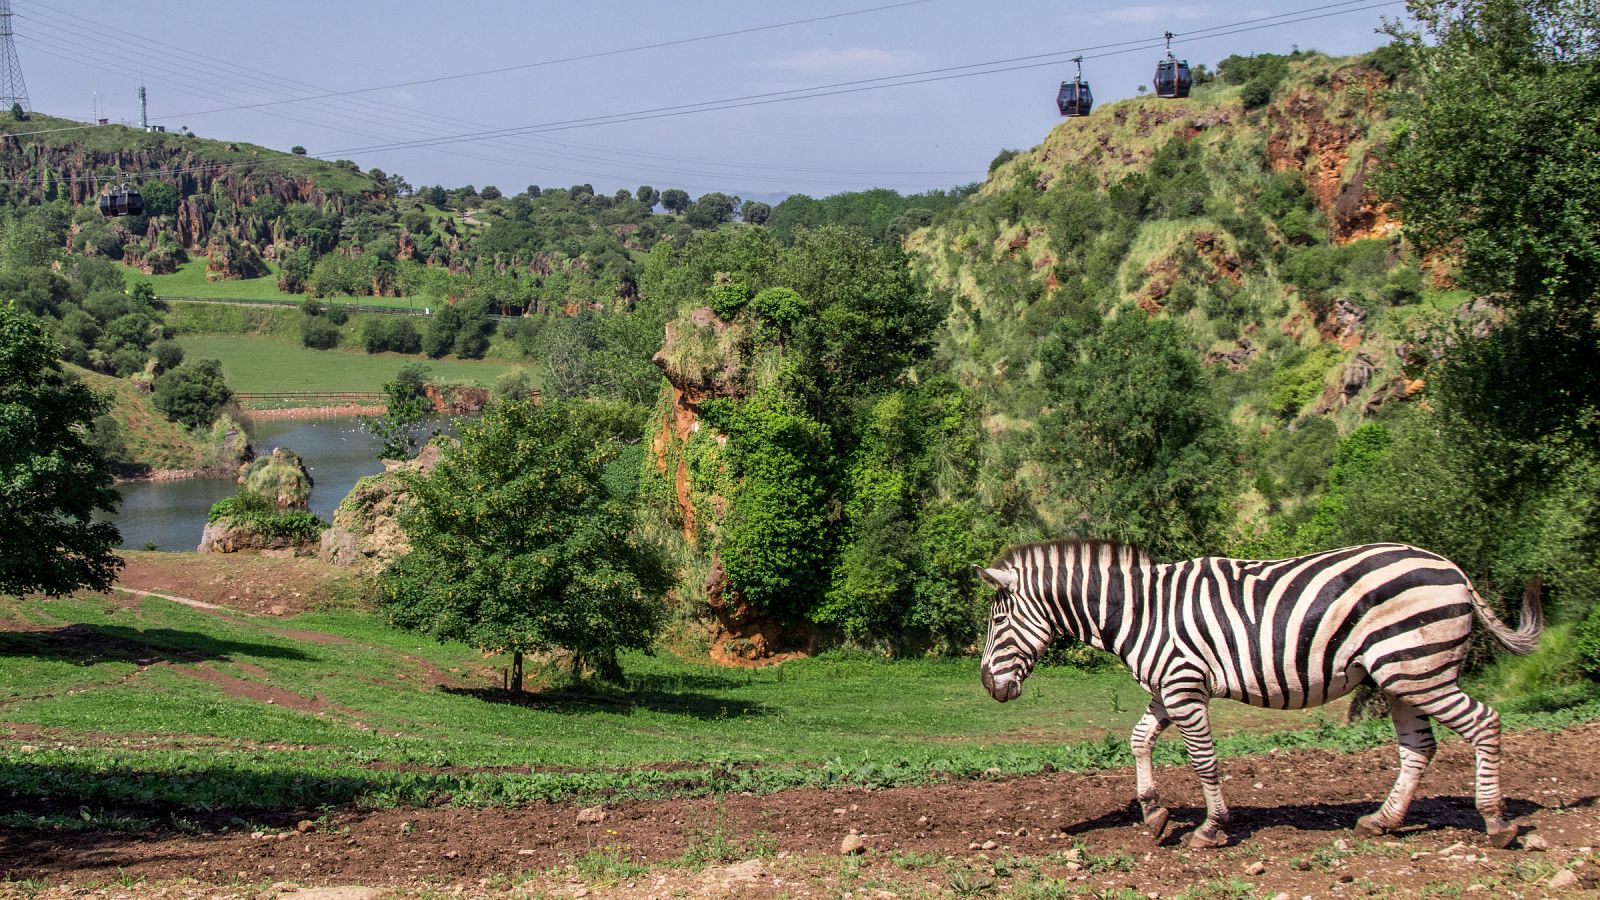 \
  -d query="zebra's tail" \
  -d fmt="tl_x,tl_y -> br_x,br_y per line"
1468,576 -> 1544,656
